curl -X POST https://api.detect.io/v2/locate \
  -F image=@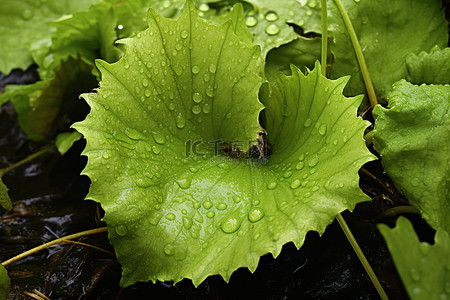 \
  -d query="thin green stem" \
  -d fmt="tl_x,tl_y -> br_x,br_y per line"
337,214 -> 389,300
381,206 -> 420,218
333,0 -> 378,108
320,0 -> 328,76
0,144 -> 54,176
2,227 -> 108,266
